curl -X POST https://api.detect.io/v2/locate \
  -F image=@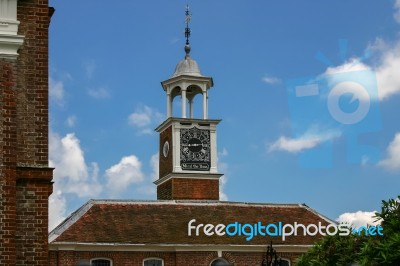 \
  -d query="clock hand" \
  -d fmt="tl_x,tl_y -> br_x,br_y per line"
187,143 -> 202,147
